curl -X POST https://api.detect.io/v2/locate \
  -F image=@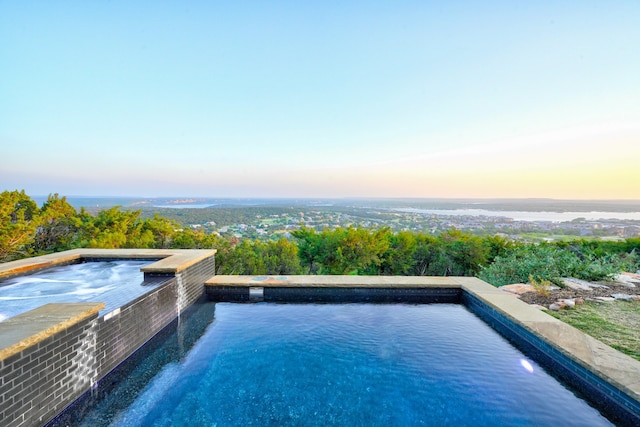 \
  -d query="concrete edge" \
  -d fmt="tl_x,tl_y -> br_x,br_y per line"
206,275 -> 460,287
454,276 -> 640,403
0,249 -> 217,279
0,302 -> 105,361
